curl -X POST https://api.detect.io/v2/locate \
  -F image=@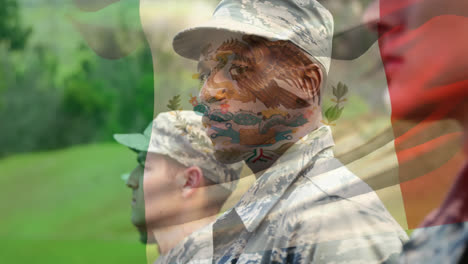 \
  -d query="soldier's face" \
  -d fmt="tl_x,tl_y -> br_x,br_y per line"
197,35 -> 321,163
364,0 -> 468,119
127,163 -> 145,228
142,153 -> 186,228
125,152 -> 148,243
